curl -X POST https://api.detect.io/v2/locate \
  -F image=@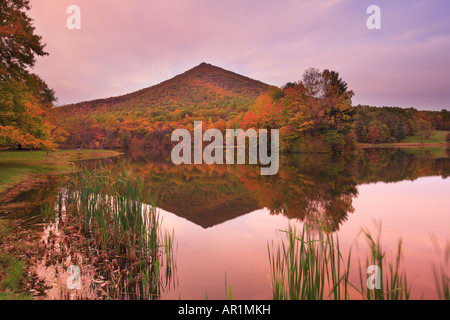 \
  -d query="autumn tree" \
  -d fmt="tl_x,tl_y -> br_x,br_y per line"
0,80 -> 54,148
242,68 -> 356,153
300,68 -> 356,152
277,83 -> 313,144
302,68 -> 323,98
322,69 -> 349,98
241,94 -> 281,130
367,124 -> 381,144
0,0 -> 56,150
